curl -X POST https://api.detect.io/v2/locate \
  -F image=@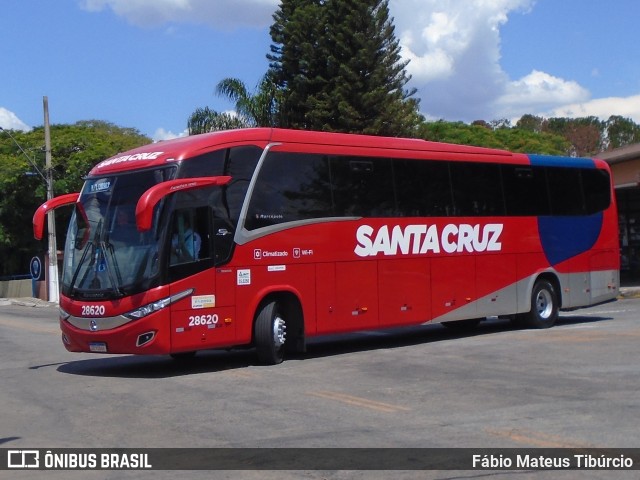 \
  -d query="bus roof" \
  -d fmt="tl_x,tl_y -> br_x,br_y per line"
88,127 -> 601,176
